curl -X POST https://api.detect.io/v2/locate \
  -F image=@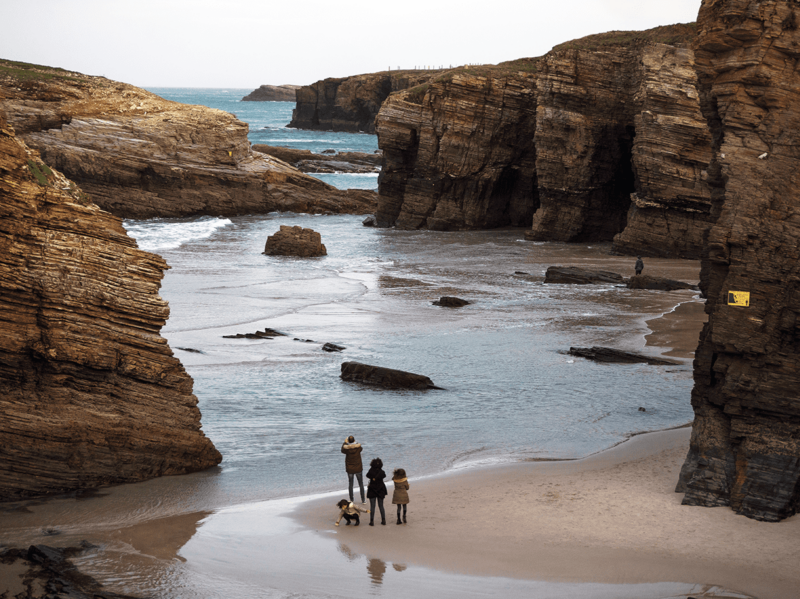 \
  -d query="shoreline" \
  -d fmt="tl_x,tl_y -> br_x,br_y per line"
291,426 -> 799,599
